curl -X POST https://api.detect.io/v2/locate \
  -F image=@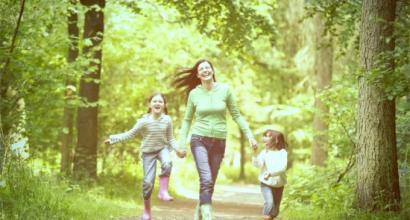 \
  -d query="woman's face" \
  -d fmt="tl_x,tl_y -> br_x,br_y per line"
197,61 -> 214,82
149,95 -> 165,115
